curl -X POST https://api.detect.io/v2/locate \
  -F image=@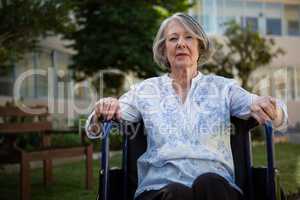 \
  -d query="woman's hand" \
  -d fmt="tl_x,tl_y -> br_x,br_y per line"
93,97 -> 121,121
250,96 -> 283,126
